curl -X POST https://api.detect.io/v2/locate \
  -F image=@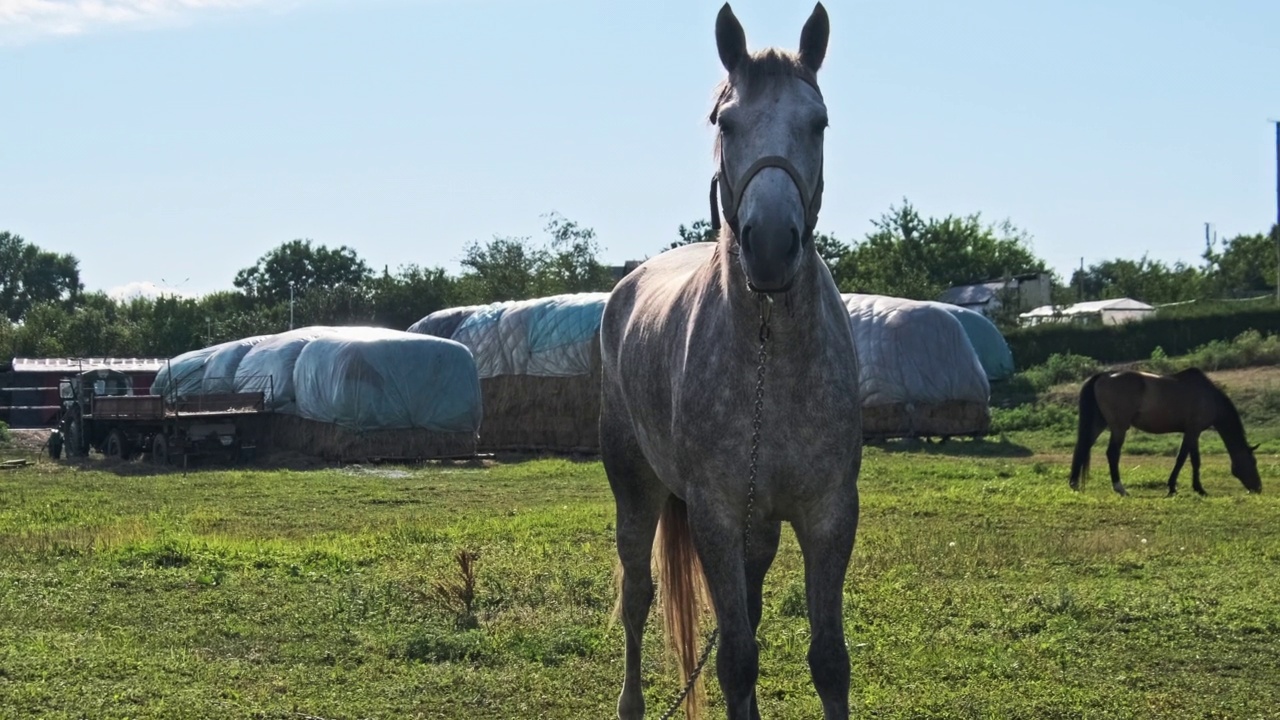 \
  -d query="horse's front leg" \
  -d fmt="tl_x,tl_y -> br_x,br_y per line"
689,499 -> 758,720
793,486 -> 859,720
745,519 -> 782,720
1106,429 -> 1129,496
1167,436 -> 1192,496
1188,434 -> 1207,496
